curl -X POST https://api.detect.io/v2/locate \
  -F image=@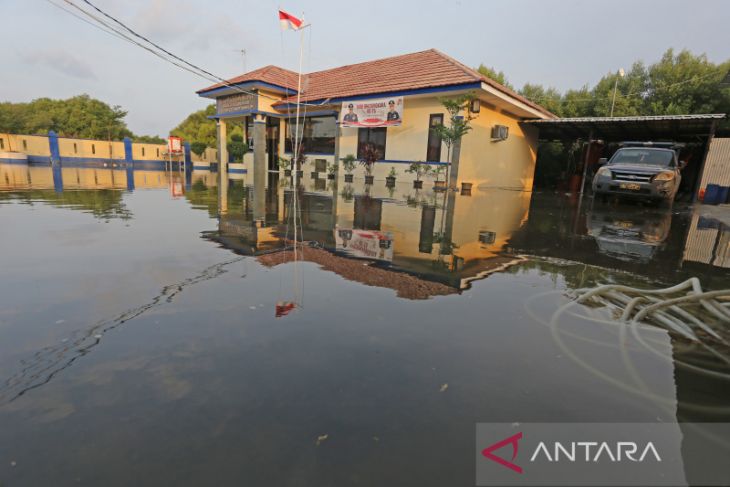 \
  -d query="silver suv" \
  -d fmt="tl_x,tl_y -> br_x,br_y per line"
592,142 -> 684,202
